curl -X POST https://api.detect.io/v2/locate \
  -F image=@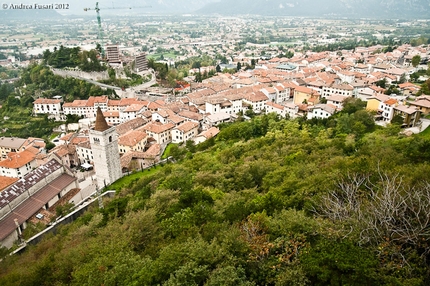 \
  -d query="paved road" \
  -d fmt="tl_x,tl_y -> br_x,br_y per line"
420,118 -> 430,132
404,118 -> 430,134
51,67 -> 156,97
